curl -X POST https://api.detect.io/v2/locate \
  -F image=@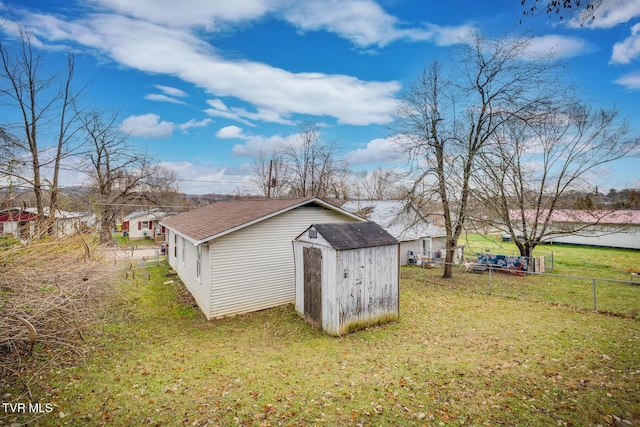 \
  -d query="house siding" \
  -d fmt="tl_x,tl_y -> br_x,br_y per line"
167,230 -> 212,318
207,205 -> 359,319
